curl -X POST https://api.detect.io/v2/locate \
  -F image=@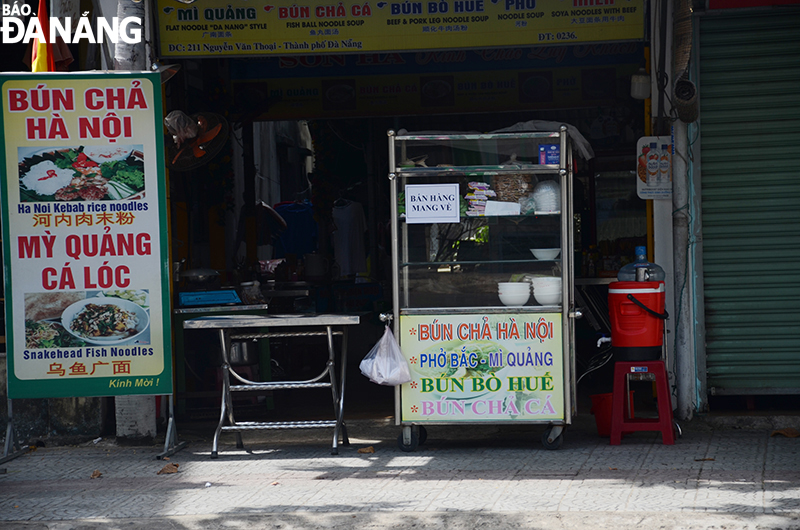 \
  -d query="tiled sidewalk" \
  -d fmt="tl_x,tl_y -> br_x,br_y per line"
1,417 -> 799,525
